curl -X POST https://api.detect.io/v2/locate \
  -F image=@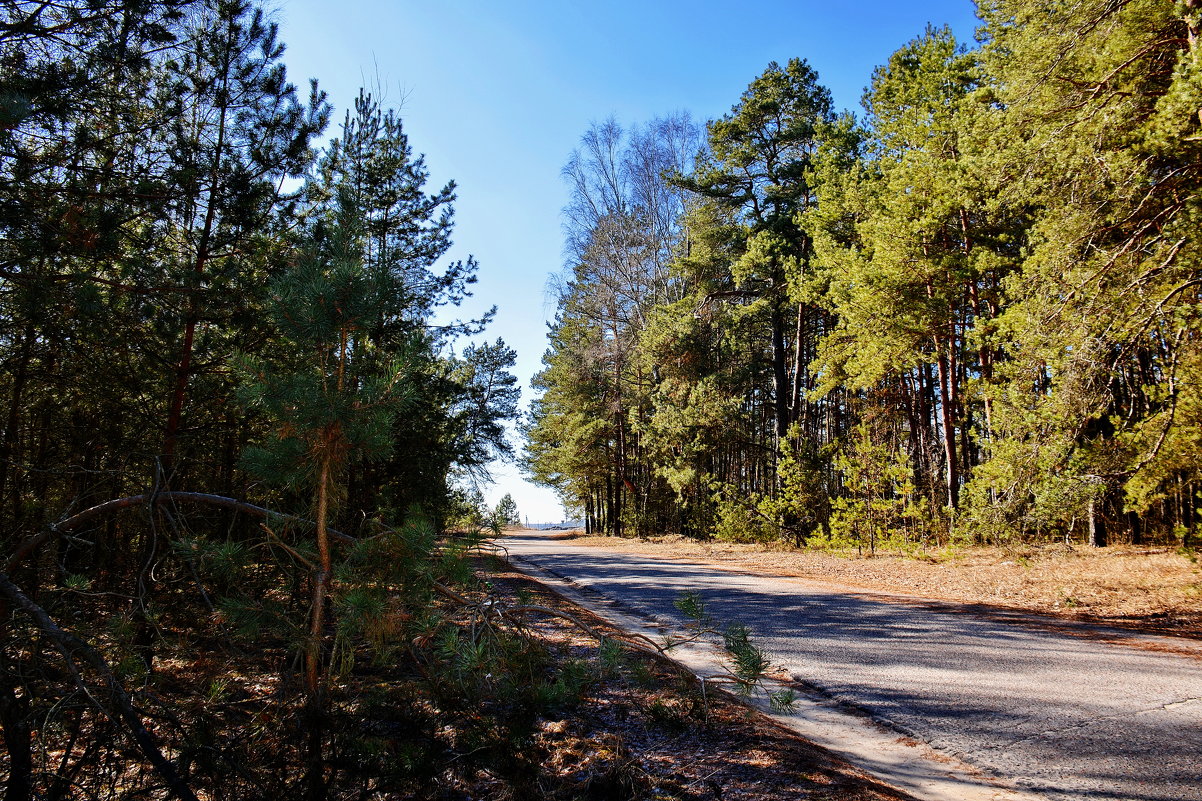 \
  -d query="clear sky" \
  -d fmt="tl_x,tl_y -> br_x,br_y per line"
274,0 -> 982,523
